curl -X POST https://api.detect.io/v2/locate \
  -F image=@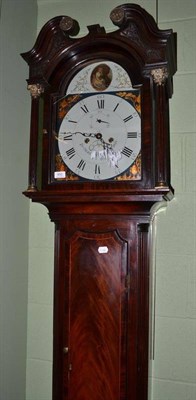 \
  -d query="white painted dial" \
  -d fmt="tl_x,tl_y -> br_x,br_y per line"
58,92 -> 141,180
